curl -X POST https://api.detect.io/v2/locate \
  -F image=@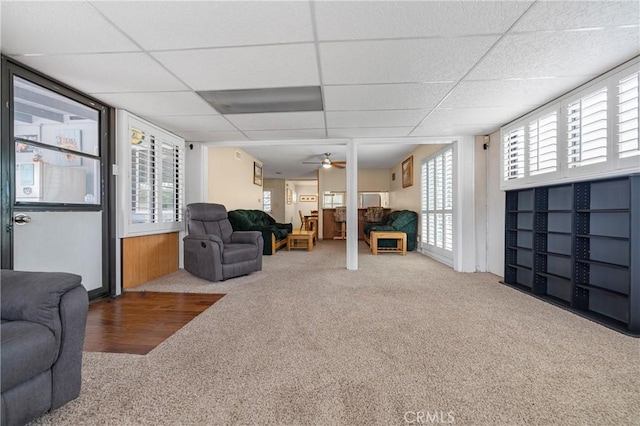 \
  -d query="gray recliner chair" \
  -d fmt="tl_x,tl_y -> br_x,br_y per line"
1,270 -> 88,426
183,203 -> 264,282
